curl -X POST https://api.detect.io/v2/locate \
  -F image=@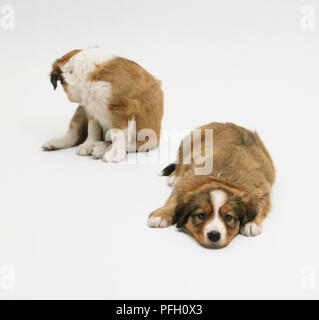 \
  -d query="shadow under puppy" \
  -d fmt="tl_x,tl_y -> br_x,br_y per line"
43,47 -> 163,162
148,122 -> 275,248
